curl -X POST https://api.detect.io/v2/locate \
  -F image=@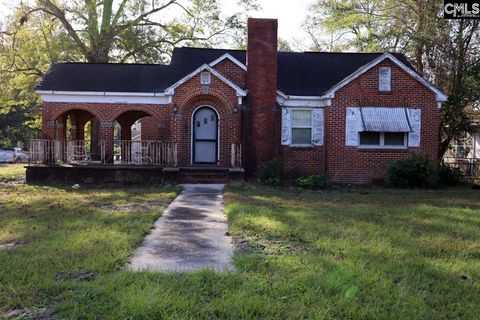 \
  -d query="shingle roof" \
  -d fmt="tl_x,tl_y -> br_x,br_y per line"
36,47 -> 413,96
